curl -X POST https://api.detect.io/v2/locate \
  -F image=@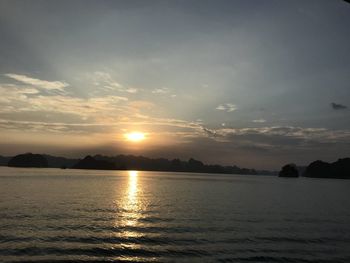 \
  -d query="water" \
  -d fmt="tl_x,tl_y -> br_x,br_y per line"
0,167 -> 349,263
